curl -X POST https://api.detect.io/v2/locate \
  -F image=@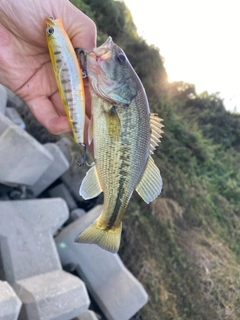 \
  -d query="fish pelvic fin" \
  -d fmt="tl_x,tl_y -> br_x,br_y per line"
79,165 -> 103,200
75,219 -> 122,254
